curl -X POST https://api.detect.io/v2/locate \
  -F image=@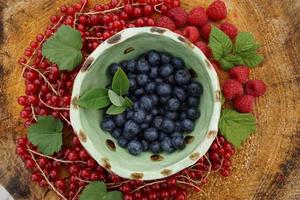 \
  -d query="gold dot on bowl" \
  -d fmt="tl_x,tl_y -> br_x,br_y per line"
189,68 -> 198,78
184,135 -> 194,144
106,139 -> 116,152
205,59 -> 212,68
215,90 -> 222,102
71,96 -> 79,110
107,34 -> 121,44
150,154 -> 164,162
81,56 -> 94,72
79,130 -> 87,142
207,130 -> 218,138
124,47 -> 135,54
189,152 -> 200,161
177,36 -> 194,48
161,169 -> 172,176
101,158 -> 111,170
130,173 -> 144,180
150,27 -> 166,34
